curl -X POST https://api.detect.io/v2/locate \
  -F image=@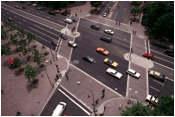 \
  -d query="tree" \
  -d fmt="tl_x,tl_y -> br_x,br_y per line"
25,64 -> 37,81
1,45 -> 11,57
11,58 -> 23,69
18,39 -> 28,55
153,13 -> 174,40
145,1 -> 169,29
152,95 -> 174,116
32,49 -> 46,66
1,28 -> 8,40
130,6 -> 142,18
90,1 -> 102,8
131,1 -> 142,6
121,101 -> 152,116
27,32 -> 35,45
